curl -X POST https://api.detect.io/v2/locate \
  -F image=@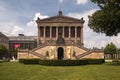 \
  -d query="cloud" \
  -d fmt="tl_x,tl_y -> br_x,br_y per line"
26,21 -> 35,27
11,26 -> 24,35
59,0 -> 63,3
34,13 -> 49,20
26,12 -> 48,27
25,12 -> 49,36
77,0 -> 88,4
67,9 -> 120,48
